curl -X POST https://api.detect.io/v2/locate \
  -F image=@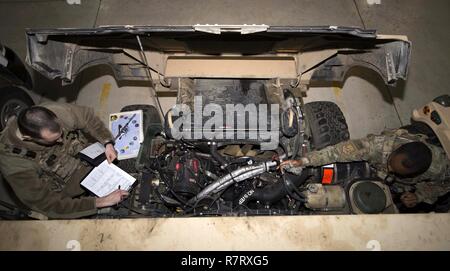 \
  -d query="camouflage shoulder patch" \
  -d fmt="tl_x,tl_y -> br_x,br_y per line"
395,128 -> 409,136
341,142 -> 357,155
